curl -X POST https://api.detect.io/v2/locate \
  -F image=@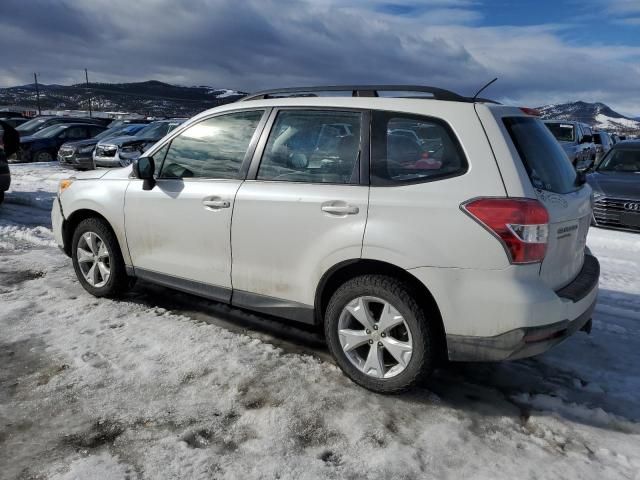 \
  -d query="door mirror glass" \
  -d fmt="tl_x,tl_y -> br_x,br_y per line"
134,156 -> 156,190
134,156 -> 155,179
